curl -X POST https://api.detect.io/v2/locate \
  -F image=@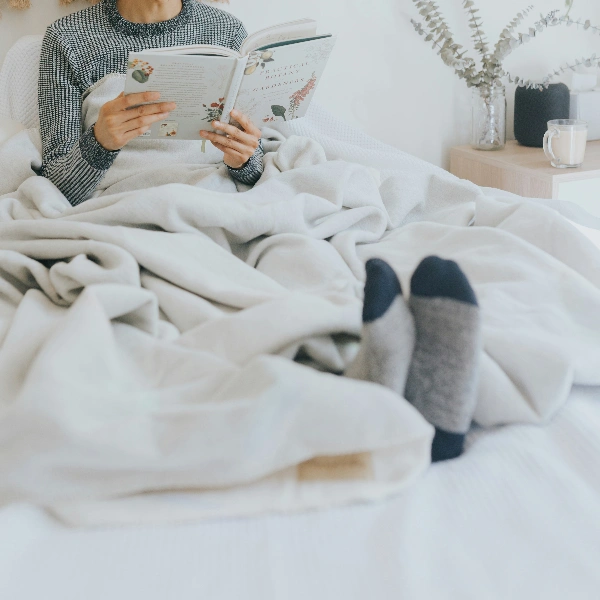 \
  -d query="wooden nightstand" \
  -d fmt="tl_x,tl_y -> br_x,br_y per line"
450,140 -> 600,218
